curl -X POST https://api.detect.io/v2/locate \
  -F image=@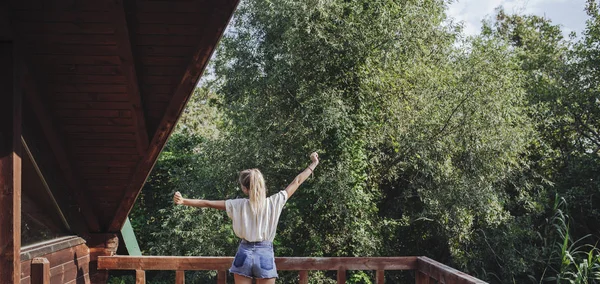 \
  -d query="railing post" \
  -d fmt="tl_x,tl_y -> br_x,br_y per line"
31,257 -> 50,284
176,270 -> 185,284
337,268 -> 346,284
415,271 -> 430,284
135,269 -> 145,284
376,270 -> 384,284
299,270 -> 308,284
217,270 -> 226,284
